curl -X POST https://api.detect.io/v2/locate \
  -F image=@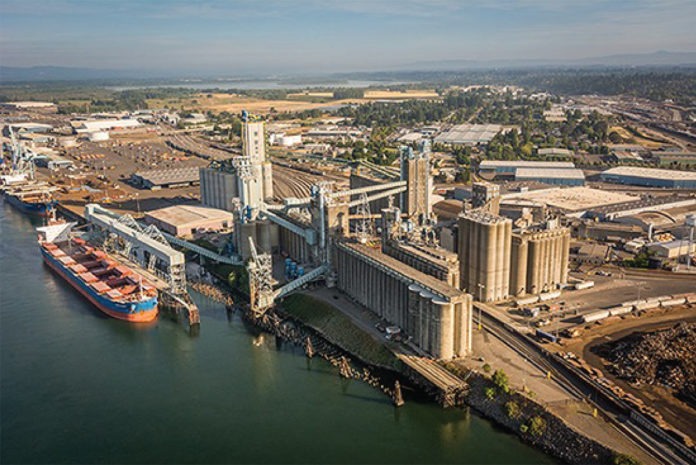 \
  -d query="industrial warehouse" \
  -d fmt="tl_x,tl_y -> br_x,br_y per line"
478,160 -> 586,185
144,205 -> 234,237
600,166 -> 696,188
434,124 -> 502,145
132,166 -> 201,190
